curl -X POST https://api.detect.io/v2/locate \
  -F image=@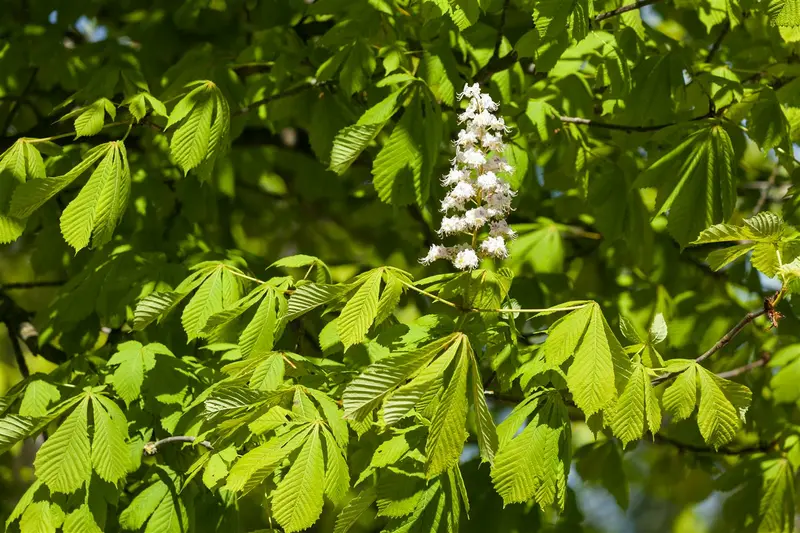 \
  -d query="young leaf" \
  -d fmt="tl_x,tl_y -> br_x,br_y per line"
107,341 -> 160,405
34,397 -> 92,494
19,380 -> 61,418
119,479 -> 169,530
90,397 -> 132,484
0,414 -> 40,453
697,368 -> 751,449
333,487 -> 377,533
425,340 -> 469,477
338,270 -> 382,349
181,267 -> 240,340
239,288 -> 282,357
329,123 -> 383,175
272,425 -> 326,533
468,344 -> 497,465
